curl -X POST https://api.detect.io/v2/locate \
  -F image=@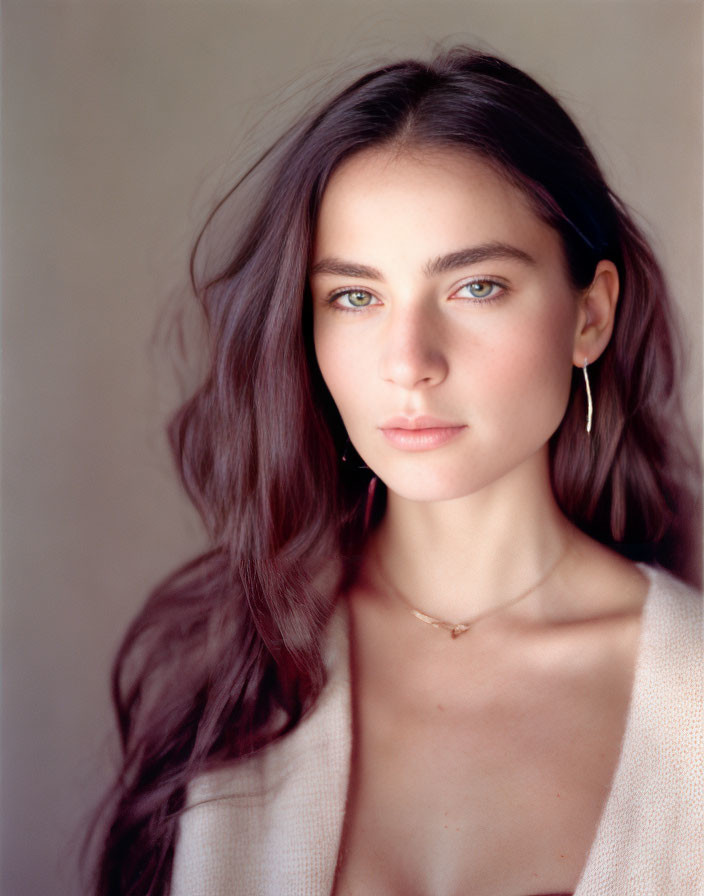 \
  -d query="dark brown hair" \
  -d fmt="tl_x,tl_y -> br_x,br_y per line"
89,47 -> 699,895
